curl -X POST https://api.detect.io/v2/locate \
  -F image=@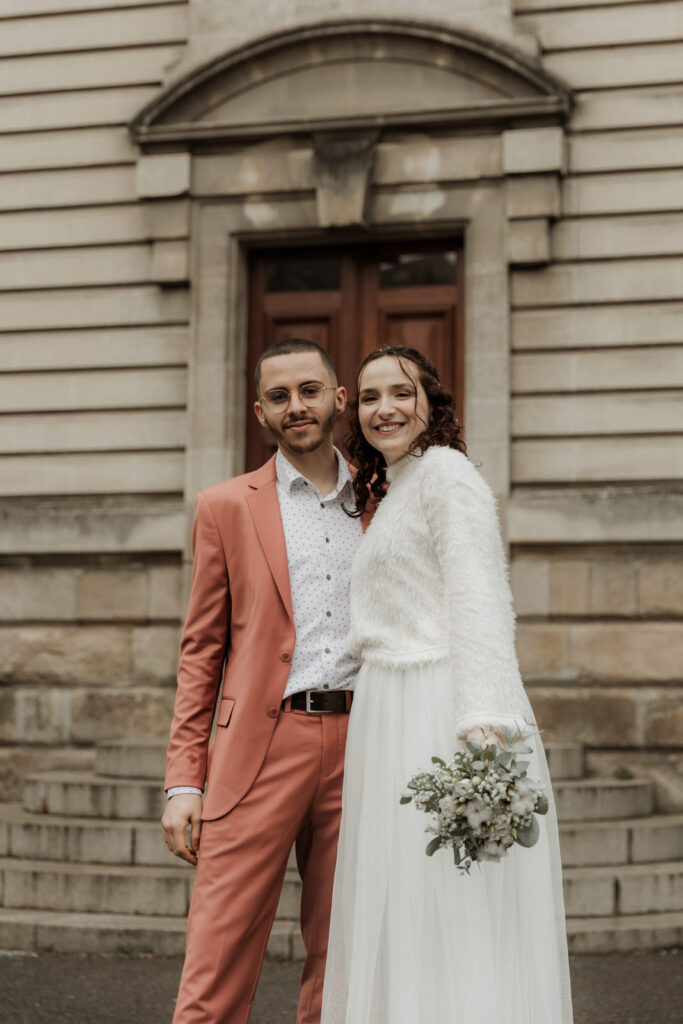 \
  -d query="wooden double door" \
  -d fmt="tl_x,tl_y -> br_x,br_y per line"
246,242 -> 464,471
